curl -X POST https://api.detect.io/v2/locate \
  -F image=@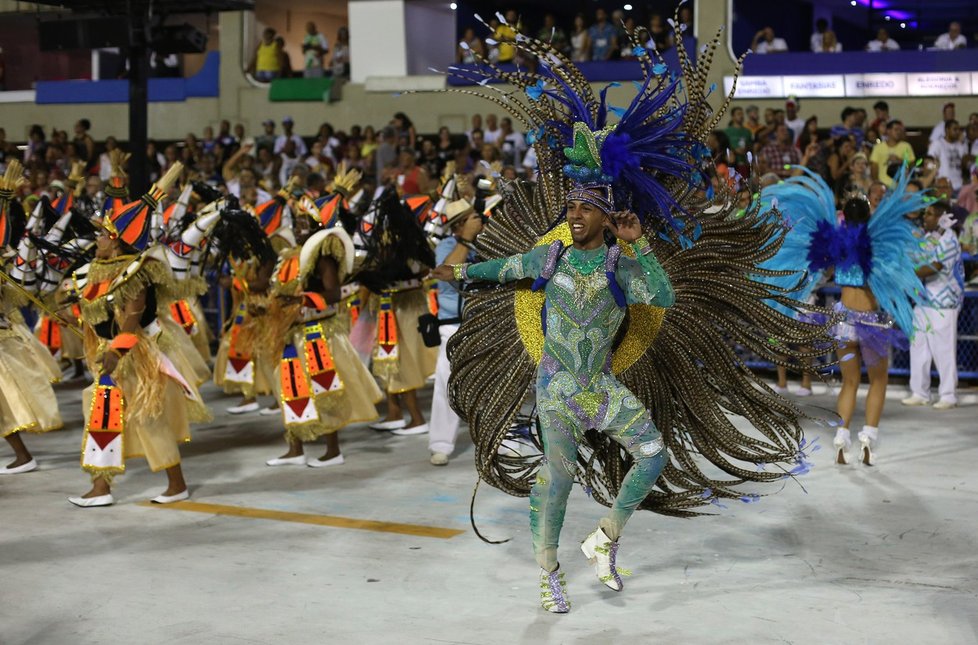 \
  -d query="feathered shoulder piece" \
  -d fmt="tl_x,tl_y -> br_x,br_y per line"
436,9 -> 747,236
865,166 -> 929,335
758,167 -> 840,304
